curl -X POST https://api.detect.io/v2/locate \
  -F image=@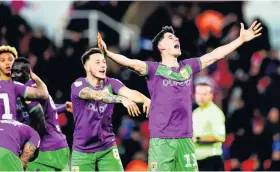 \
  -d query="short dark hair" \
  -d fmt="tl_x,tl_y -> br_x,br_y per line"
81,48 -> 102,65
196,82 -> 214,92
13,57 -> 30,73
14,57 -> 30,64
152,26 -> 175,55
